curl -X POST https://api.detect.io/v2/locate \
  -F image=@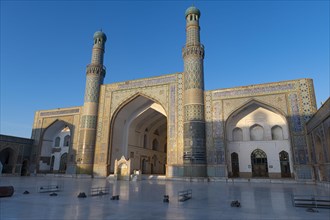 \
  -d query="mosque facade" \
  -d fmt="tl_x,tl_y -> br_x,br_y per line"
3,6 -> 327,180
